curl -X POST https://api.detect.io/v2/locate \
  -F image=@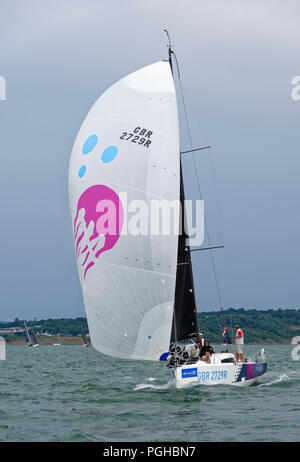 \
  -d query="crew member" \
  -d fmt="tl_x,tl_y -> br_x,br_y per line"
200,339 -> 214,362
235,324 -> 244,361
194,333 -> 205,353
